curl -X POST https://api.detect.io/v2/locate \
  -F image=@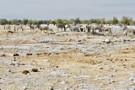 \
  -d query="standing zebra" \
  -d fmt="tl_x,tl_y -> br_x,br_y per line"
56,24 -> 66,32
14,25 -> 24,32
37,24 -> 50,33
4,24 -> 11,30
